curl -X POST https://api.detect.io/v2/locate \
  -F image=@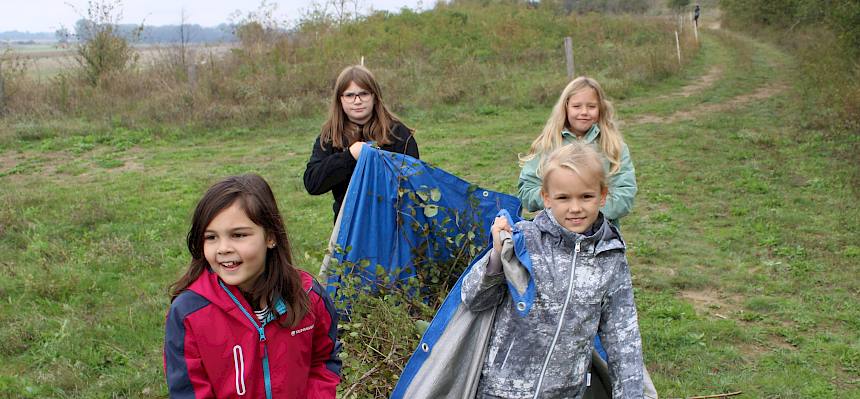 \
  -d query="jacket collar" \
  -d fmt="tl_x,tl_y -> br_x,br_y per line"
561,124 -> 600,144
187,268 -> 302,330
187,269 -> 260,328
533,209 -> 625,254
